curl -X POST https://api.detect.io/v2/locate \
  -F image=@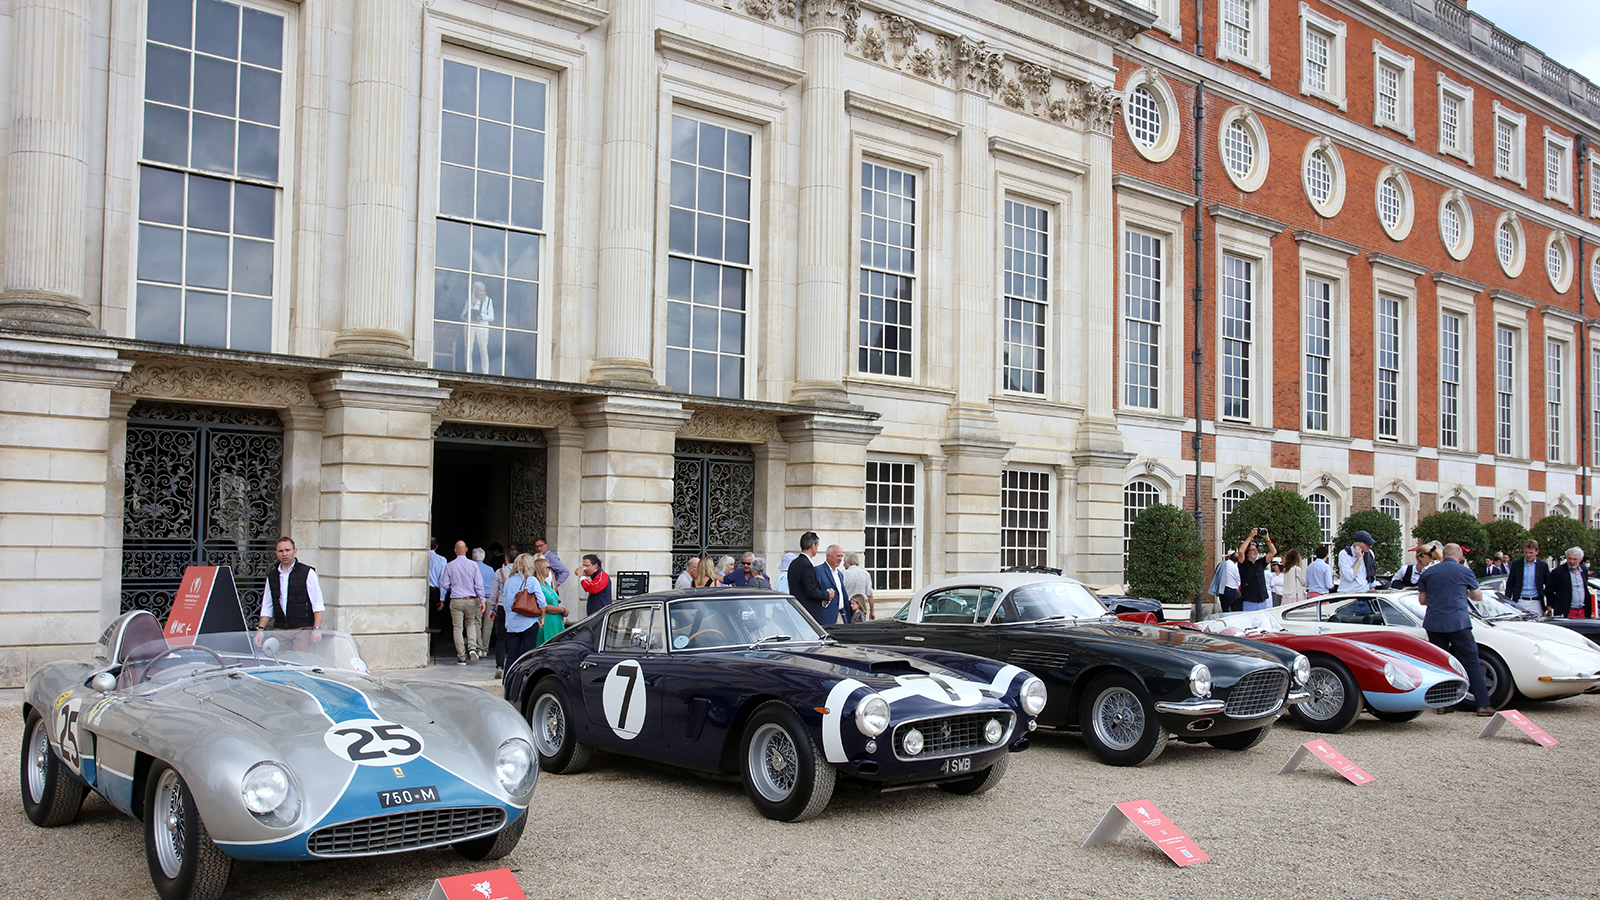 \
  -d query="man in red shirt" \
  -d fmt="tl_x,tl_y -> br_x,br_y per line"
579,554 -> 611,617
